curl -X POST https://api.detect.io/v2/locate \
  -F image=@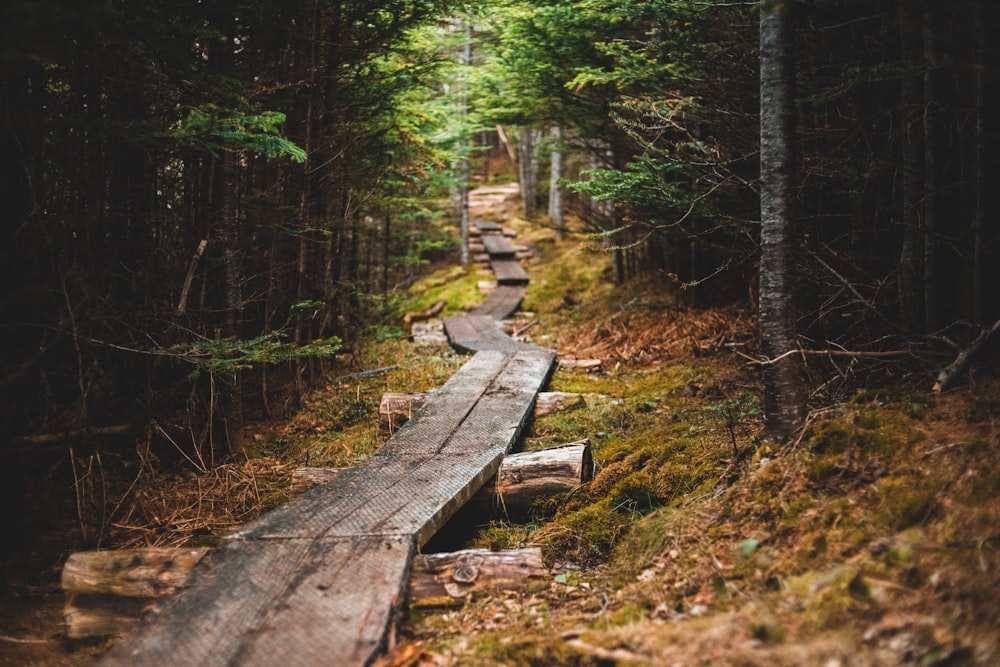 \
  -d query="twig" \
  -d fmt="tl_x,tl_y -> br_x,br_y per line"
512,319 -> 539,337
933,319 -> 1000,392
175,239 -> 209,317
733,347 -> 933,366
0,634 -> 58,644
335,366 -> 400,381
